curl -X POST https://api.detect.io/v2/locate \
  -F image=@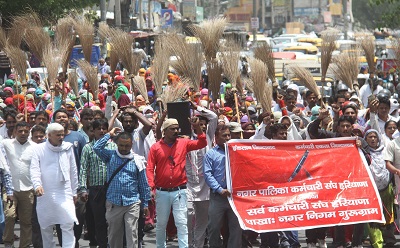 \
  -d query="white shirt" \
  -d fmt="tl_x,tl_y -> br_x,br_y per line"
30,142 -> 78,228
1,139 -> 33,191
359,84 -> 383,108
0,125 -> 10,141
